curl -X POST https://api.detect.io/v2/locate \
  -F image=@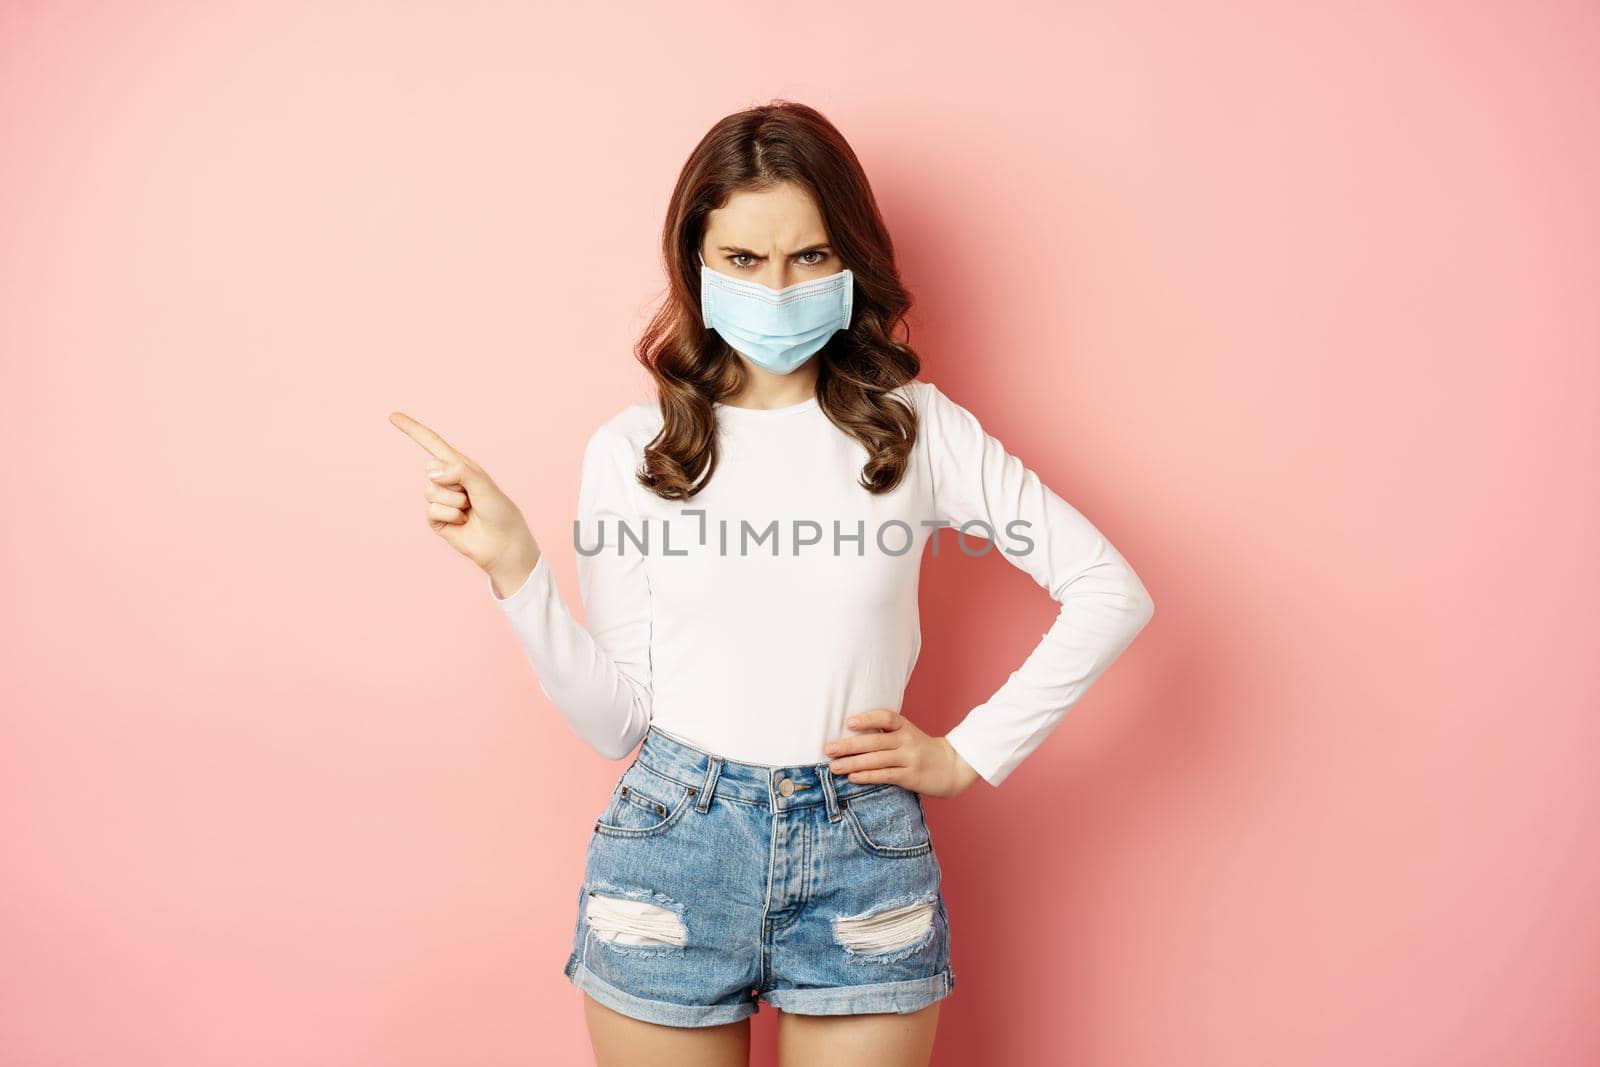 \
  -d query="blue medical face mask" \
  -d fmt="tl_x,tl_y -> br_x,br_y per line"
698,254 -> 854,375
